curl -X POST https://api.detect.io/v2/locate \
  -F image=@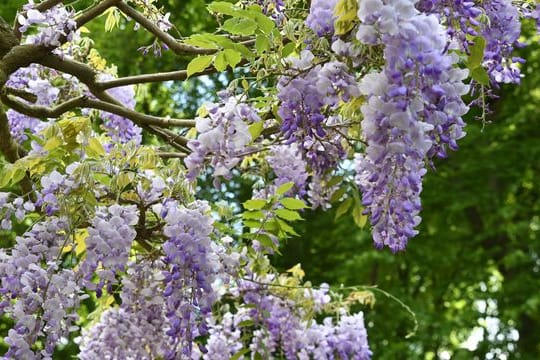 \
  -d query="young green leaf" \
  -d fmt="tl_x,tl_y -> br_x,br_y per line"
222,17 -> 257,35
248,121 -> 264,140
243,199 -> 267,210
275,208 -> 303,221
276,181 -> 294,196
280,197 -> 308,210
187,55 -> 214,77
335,197 -> 353,220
